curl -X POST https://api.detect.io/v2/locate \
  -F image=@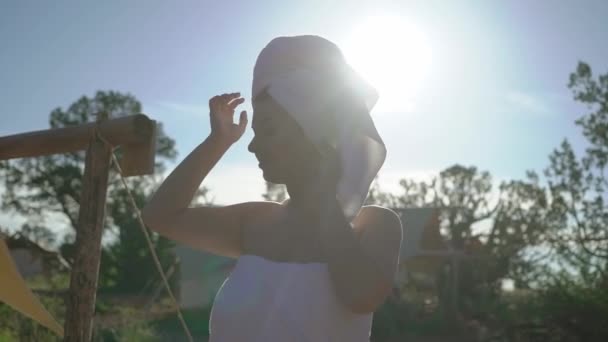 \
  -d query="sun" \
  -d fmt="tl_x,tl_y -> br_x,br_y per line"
342,15 -> 433,112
